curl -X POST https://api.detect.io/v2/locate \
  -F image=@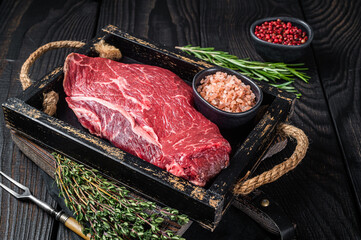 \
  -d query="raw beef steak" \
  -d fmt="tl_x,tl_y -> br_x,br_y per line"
63,53 -> 231,186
